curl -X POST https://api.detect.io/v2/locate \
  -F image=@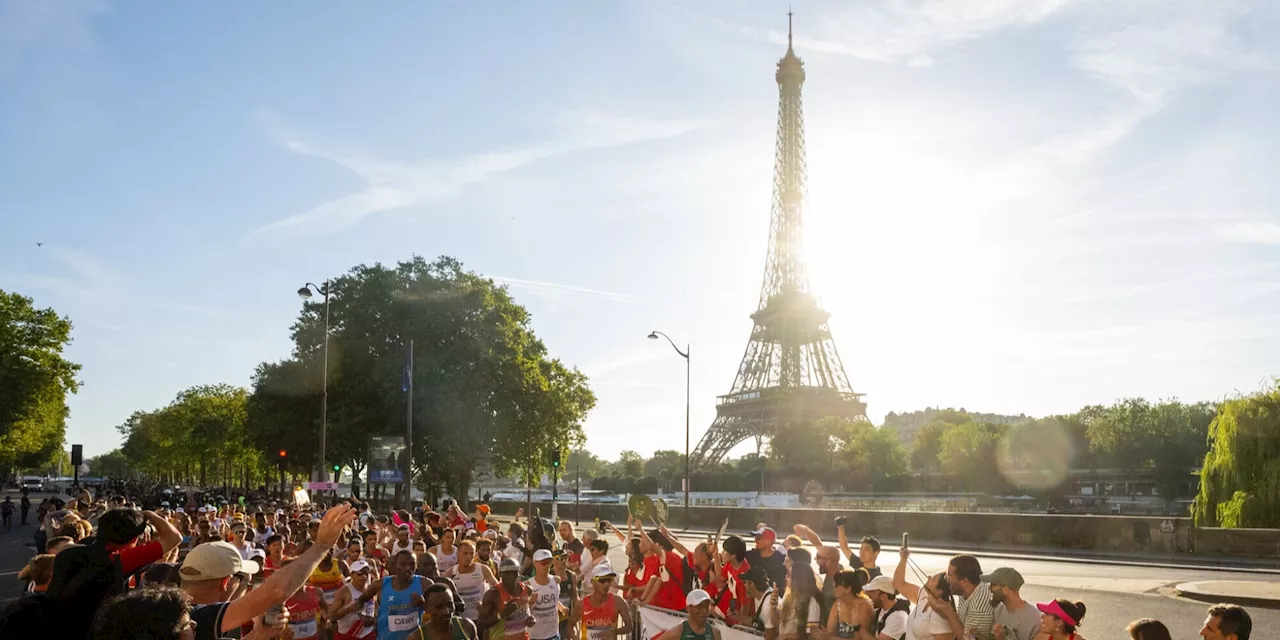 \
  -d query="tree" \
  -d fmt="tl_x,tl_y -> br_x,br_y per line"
768,417 -> 844,485
86,449 -> 132,479
936,422 -> 1010,493
1082,398 -> 1212,502
118,385 -> 260,489
617,450 -> 644,478
567,449 -> 609,479
644,450 -> 685,485
249,256 -> 595,502
634,475 -> 660,494
910,421 -> 949,473
0,290 -> 81,468
840,421 -> 908,492
1193,382 -> 1280,528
